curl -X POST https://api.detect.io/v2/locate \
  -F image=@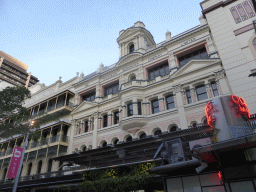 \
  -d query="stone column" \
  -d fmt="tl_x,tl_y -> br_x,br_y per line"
190,88 -> 197,103
122,101 -> 126,118
92,113 -> 99,149
205,83 -> 213,98
108,111 -> 112,126
133,98 -> 138,115
158,93 -> 165,112
118,107 -> 122,121
181,91 -> 187,105
174,85 -> 188,129
215,70 -> 229,95
67,120 -> 76,154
